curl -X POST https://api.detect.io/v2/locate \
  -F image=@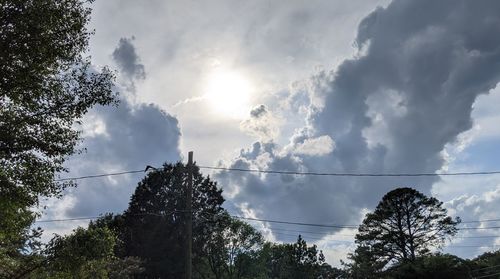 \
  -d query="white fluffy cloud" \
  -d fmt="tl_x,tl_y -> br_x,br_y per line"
443,185 -> 500,258
240,104 -> 280,141
216,0 -> 500,249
